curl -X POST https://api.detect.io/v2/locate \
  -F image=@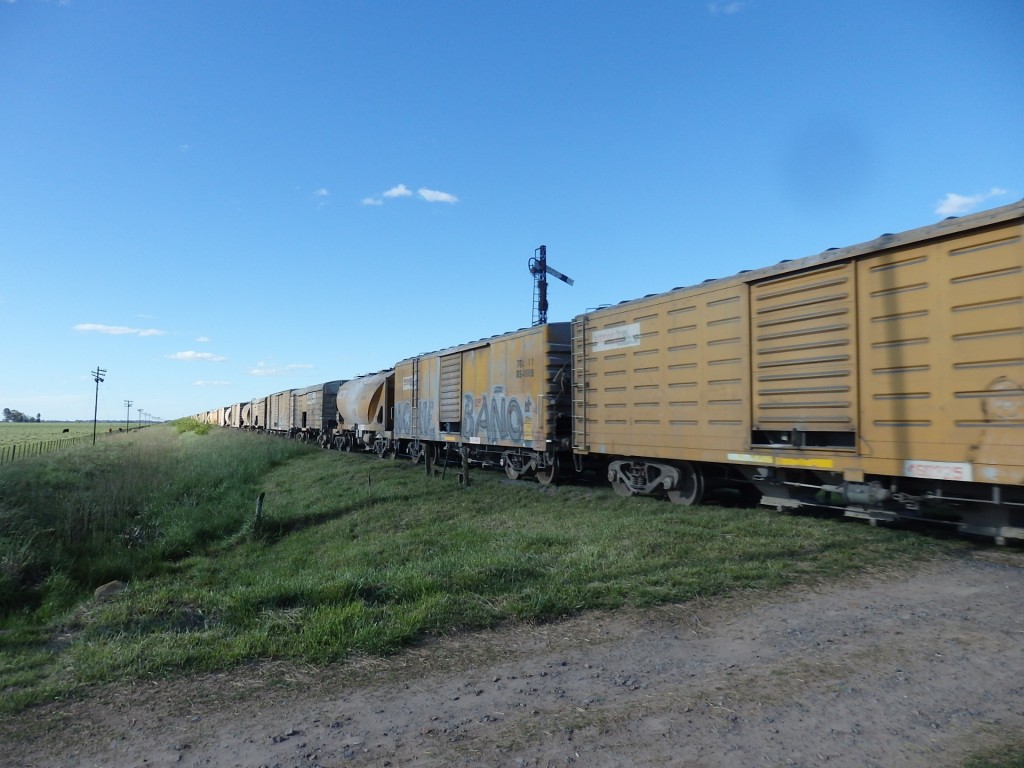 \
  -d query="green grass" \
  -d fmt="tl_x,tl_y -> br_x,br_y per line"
0,425 -> 963,714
